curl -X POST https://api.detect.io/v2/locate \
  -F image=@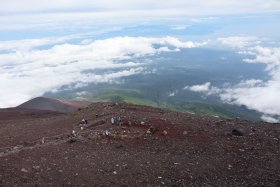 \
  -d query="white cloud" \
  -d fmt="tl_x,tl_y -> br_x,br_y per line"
220,81 -> 280,115
219,46 -> 280,122
195,39 -> 280,122
184,82 -> 211,92
76,91 -> 88,96
168,90 -> 178,97
190,17 -> 219,23
261,115 -> 280,123
236,79 -> 264,87
184,82 -> 222,96
184,79 -> 280,123
243,46 -> 280,71
171,25 -> 190,30
0,36 -> 203,107
0,36 -> 75,52
217,36 -> 262,48
185,77 -> 280,122
160,36 -> 207,48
